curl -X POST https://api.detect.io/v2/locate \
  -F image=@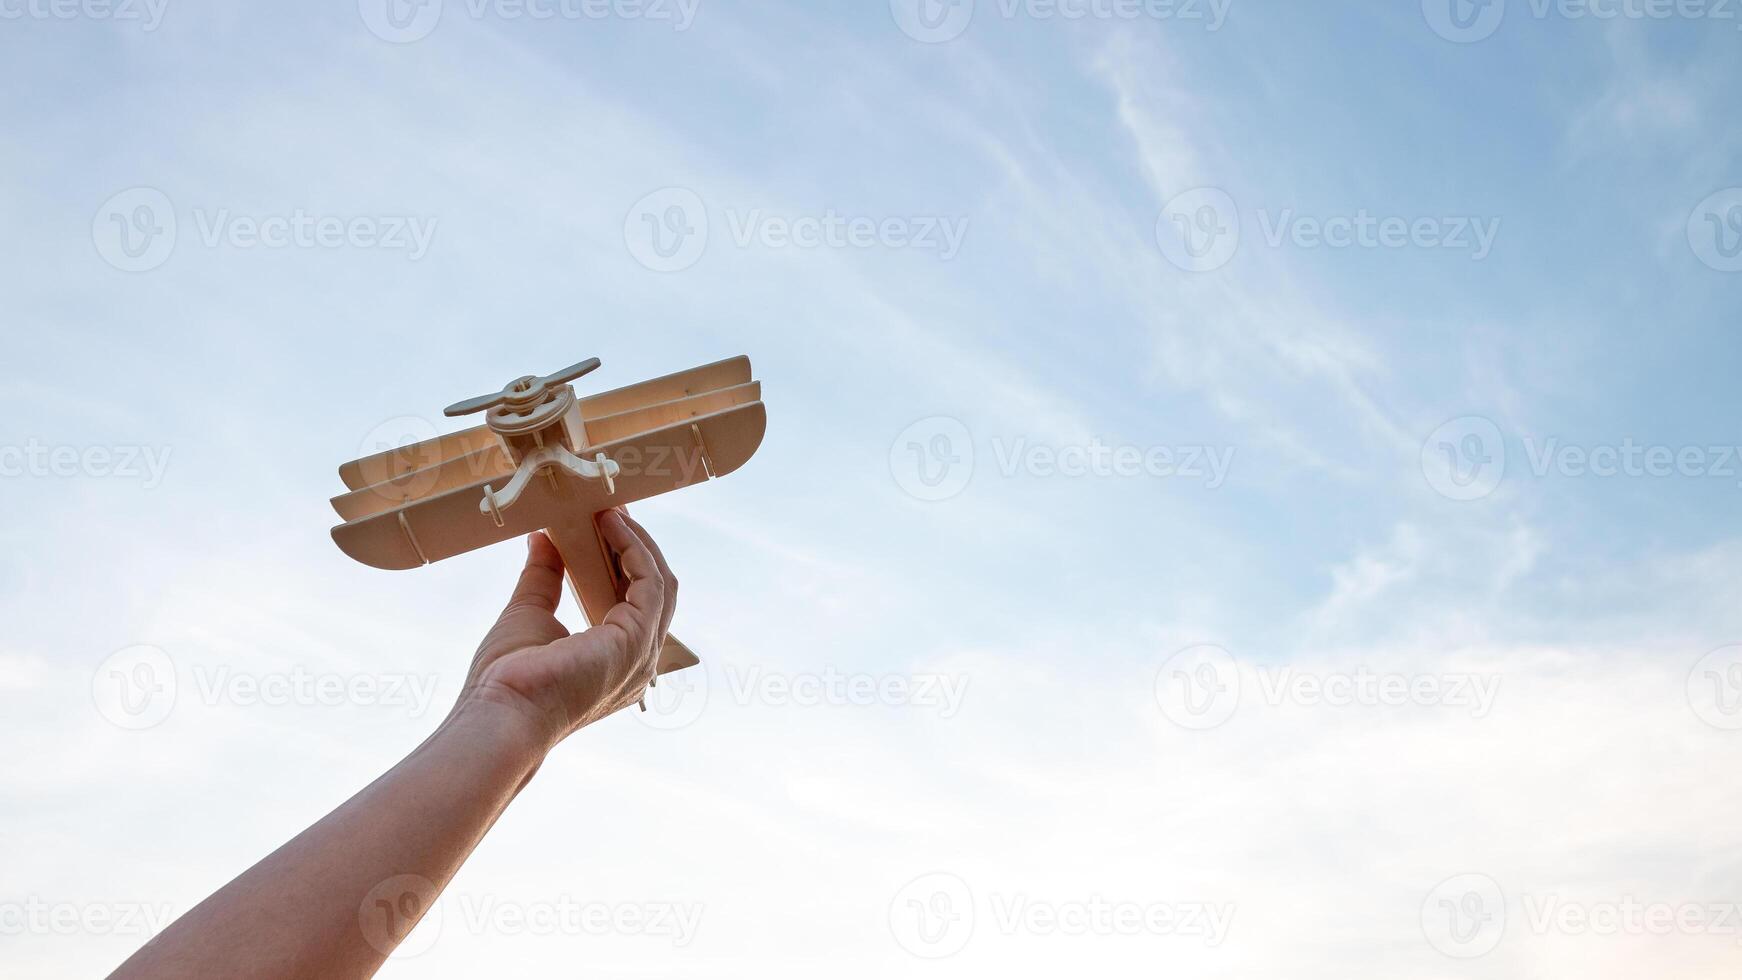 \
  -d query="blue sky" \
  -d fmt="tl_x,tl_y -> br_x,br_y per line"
4,1 -> 1742,976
